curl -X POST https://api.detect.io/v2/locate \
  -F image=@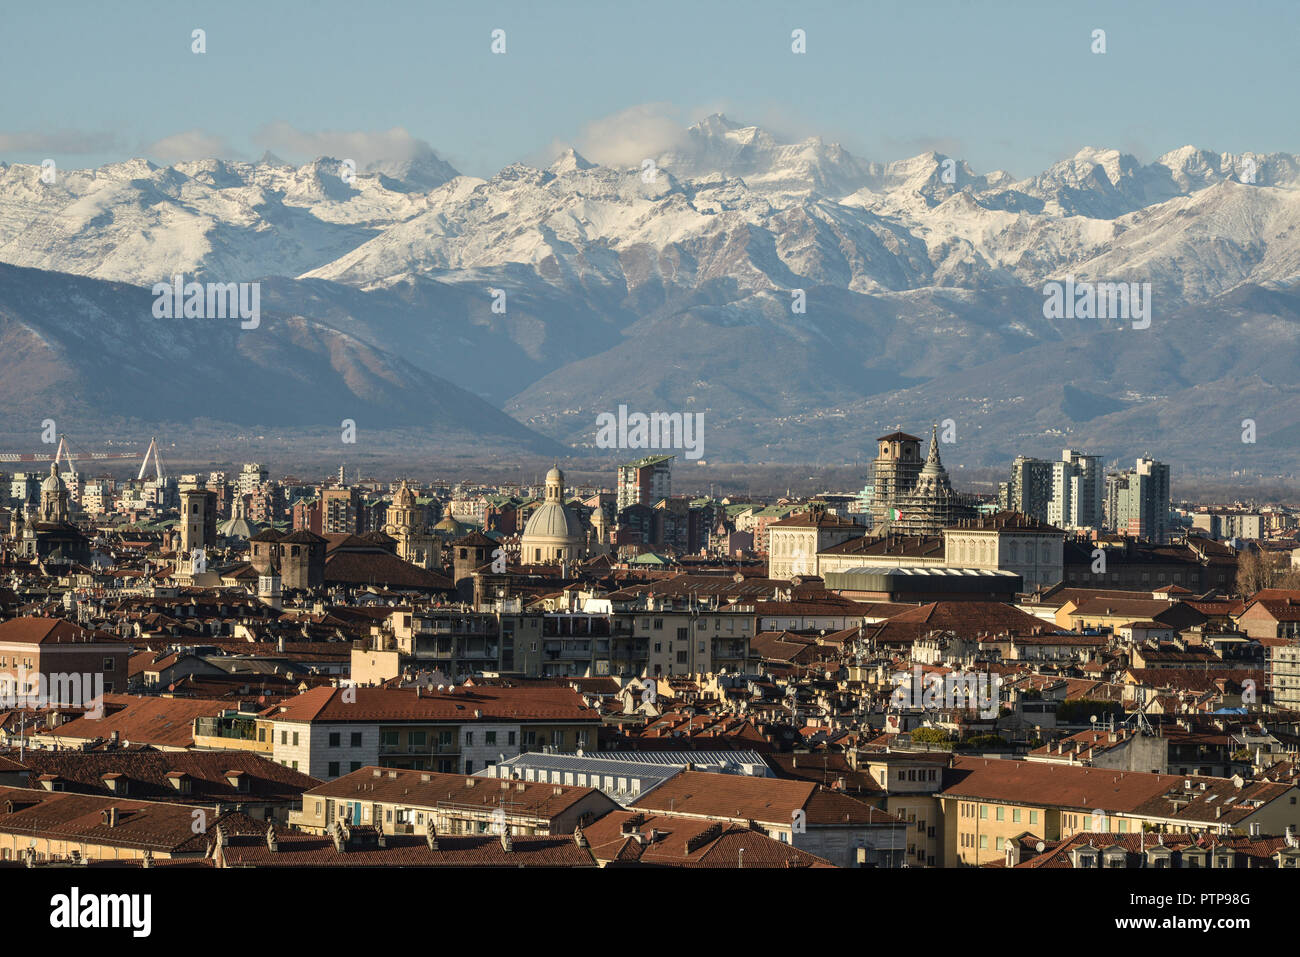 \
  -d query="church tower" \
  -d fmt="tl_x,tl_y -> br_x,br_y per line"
384,480 -> 439,569
870,430 -> 923,527
39,463 -> 70,524
891,424 -> 978,536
